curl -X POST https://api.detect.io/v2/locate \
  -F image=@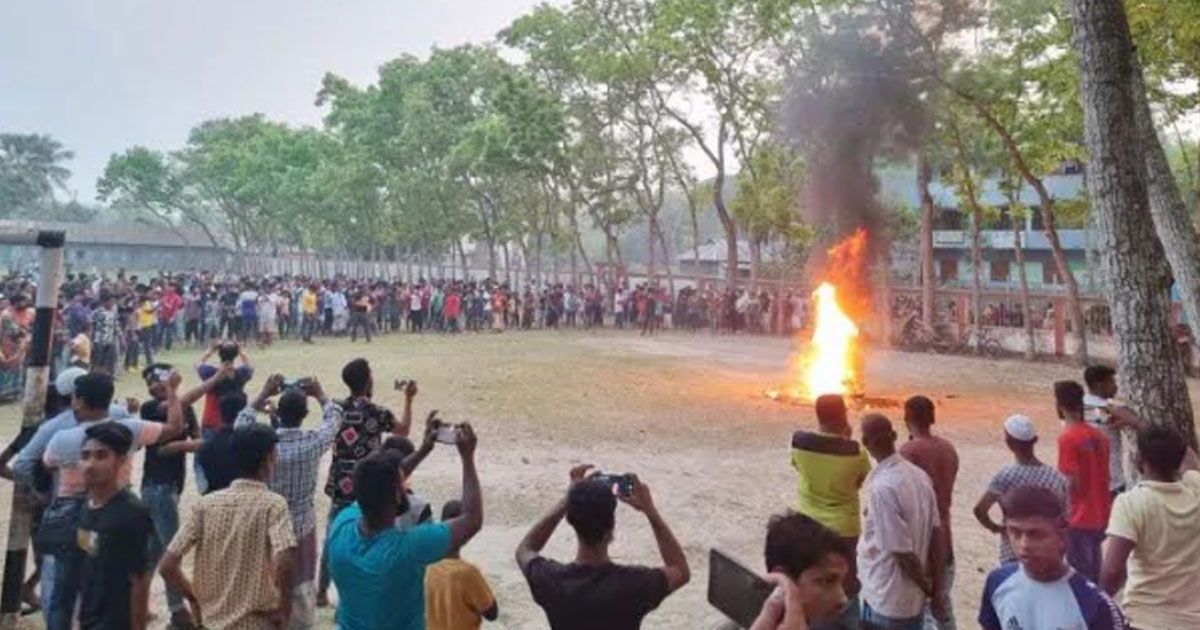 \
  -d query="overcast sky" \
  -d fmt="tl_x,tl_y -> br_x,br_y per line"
0,0 -> 553,203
